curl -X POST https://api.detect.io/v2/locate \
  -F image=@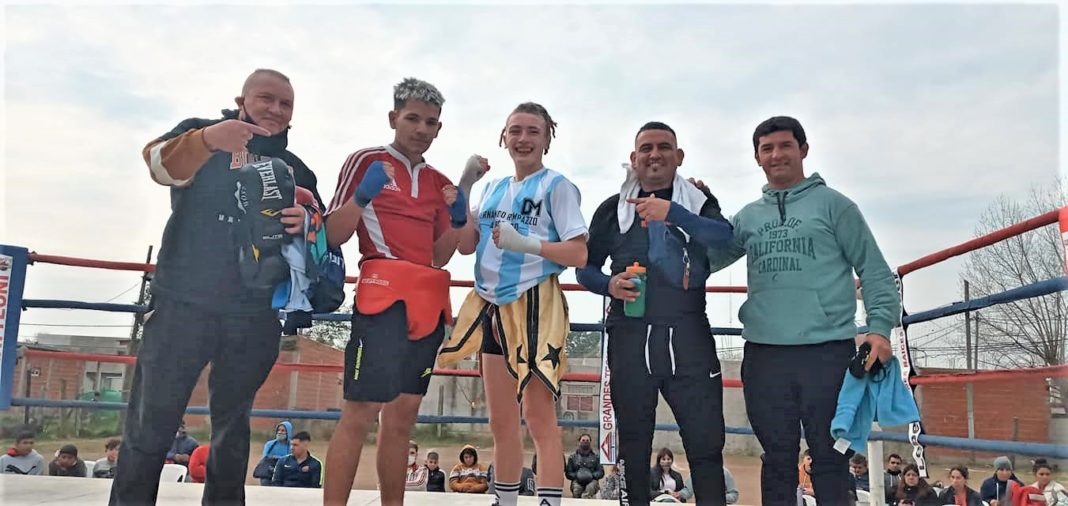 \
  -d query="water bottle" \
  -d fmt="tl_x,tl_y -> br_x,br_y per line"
623,262 -> 647,317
